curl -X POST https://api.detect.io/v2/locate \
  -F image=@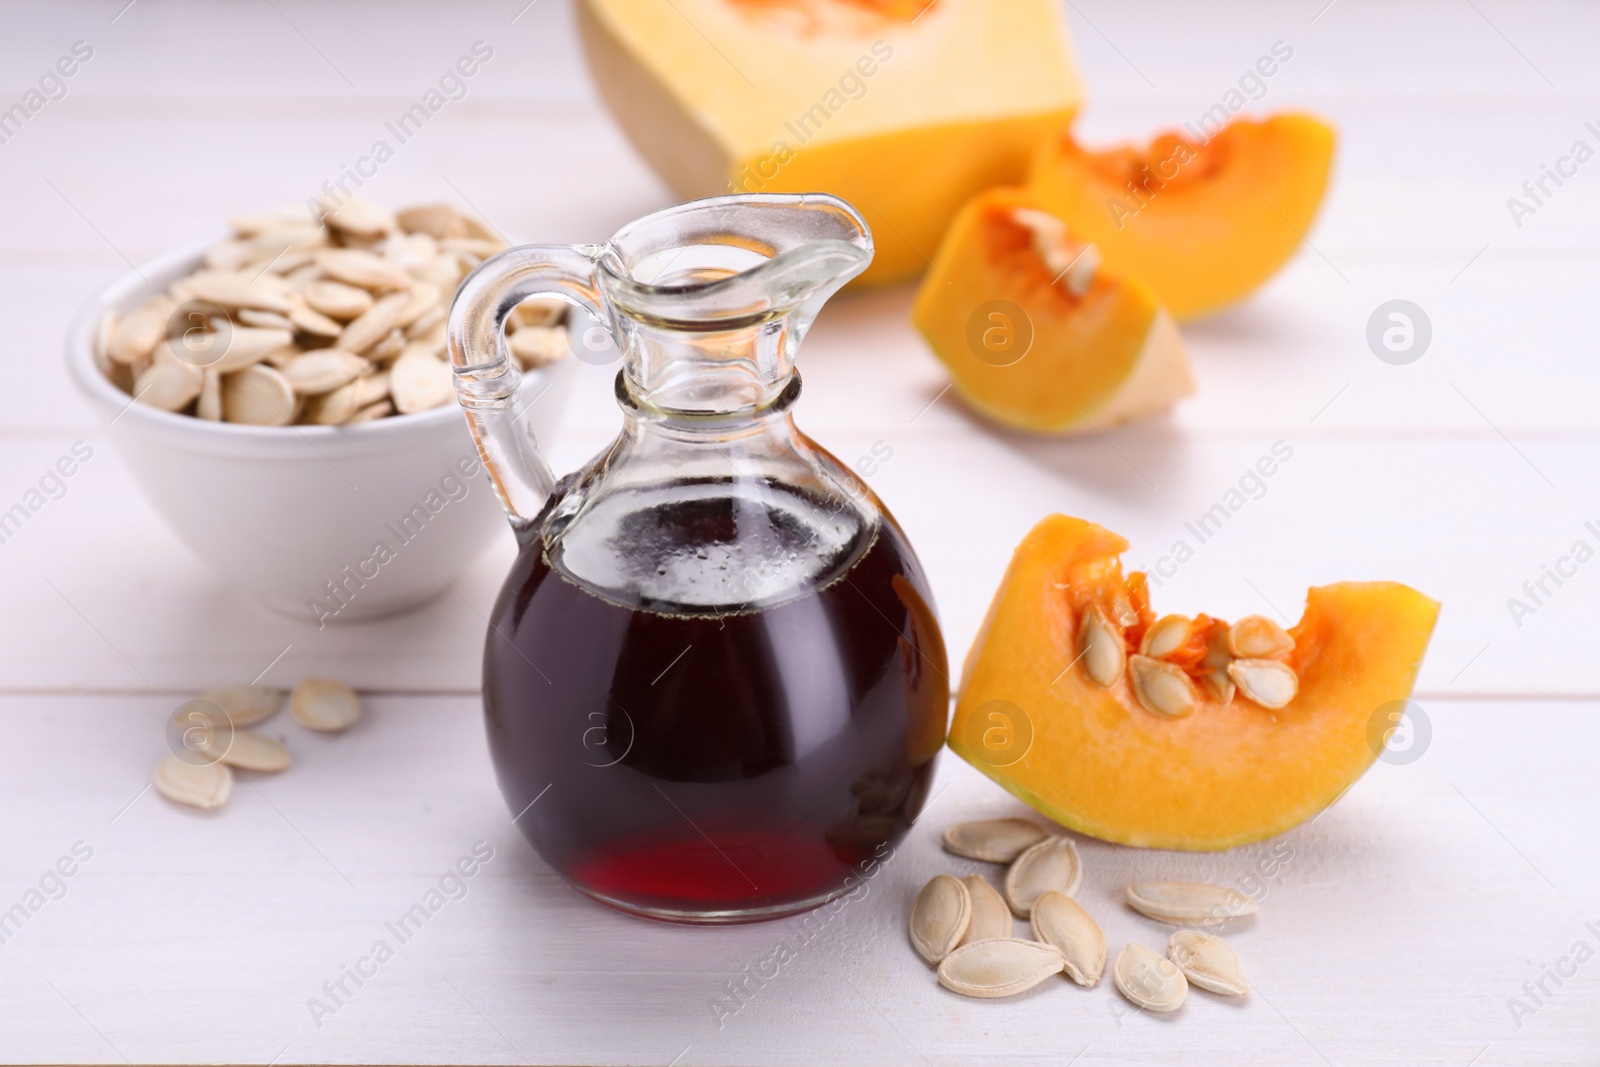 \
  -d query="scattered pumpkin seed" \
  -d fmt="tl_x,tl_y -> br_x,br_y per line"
1168,930 -> 1249,996
204,729 -> 292,773
192,685 -> 283,727
1125,881 -> 1258,926
1004,835 -> 1082,918
910,874 -> 971,964
154,752 -> 233,810
937,938 -> 1064,999
291,677 -> 361,732
1030,890 -> 1105,987
942,818 -> 1049,863
958,875 -> 1013,947
1113,943 -> 1187,1011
